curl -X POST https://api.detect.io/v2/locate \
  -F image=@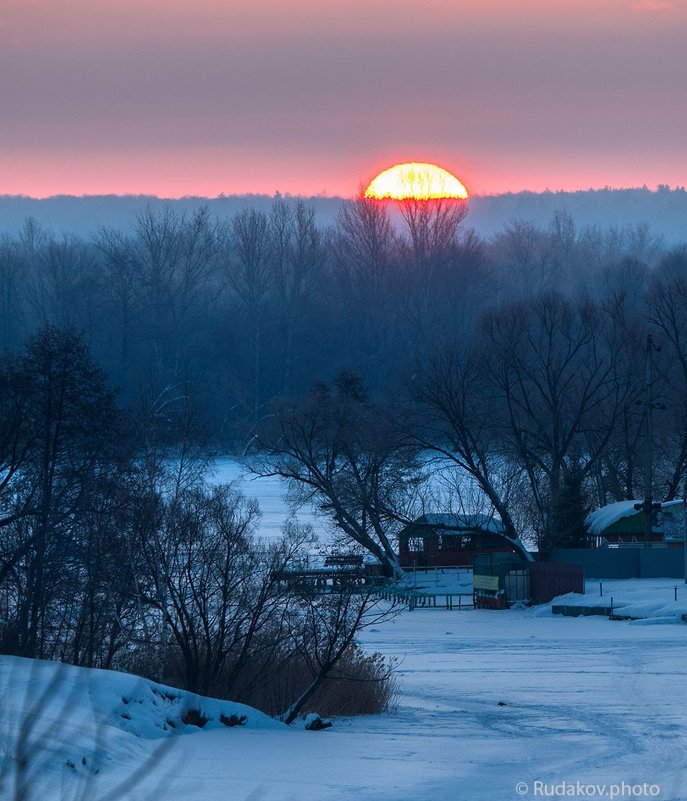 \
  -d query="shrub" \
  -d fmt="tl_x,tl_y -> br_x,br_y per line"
306,645 -> 400,717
